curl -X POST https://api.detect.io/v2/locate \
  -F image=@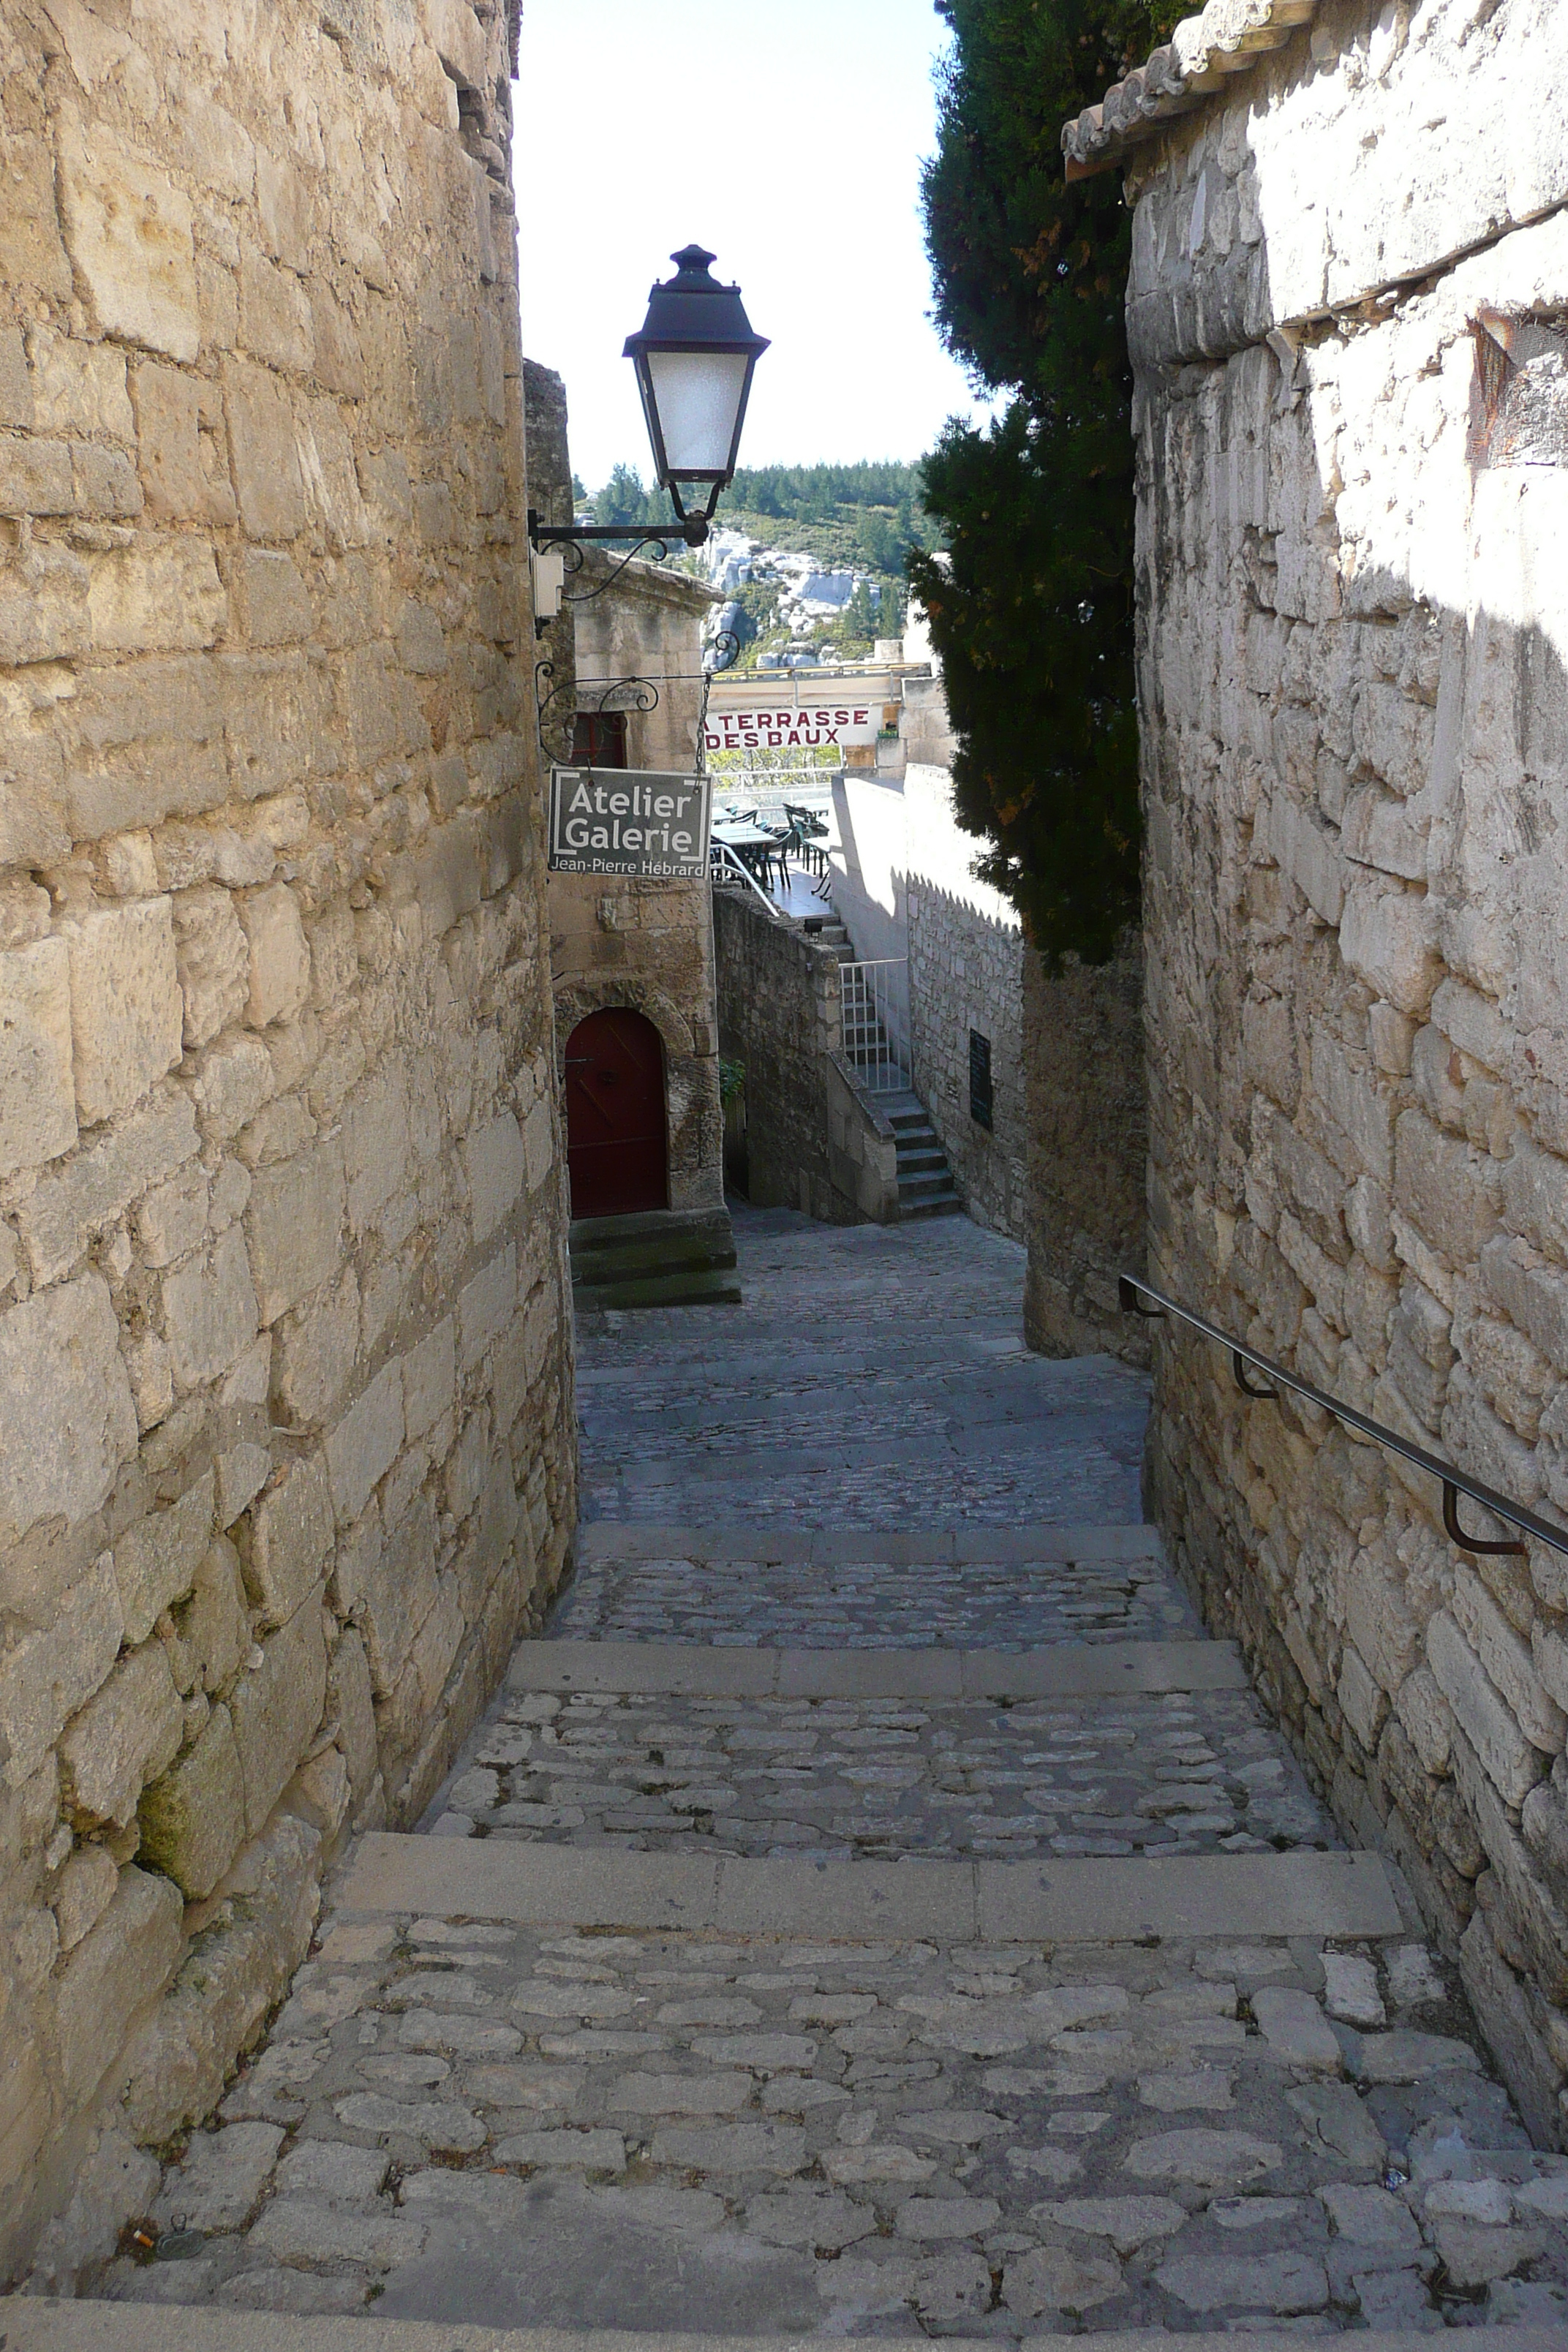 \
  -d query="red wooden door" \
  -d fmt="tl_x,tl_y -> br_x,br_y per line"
564,1009 -> 668,1220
